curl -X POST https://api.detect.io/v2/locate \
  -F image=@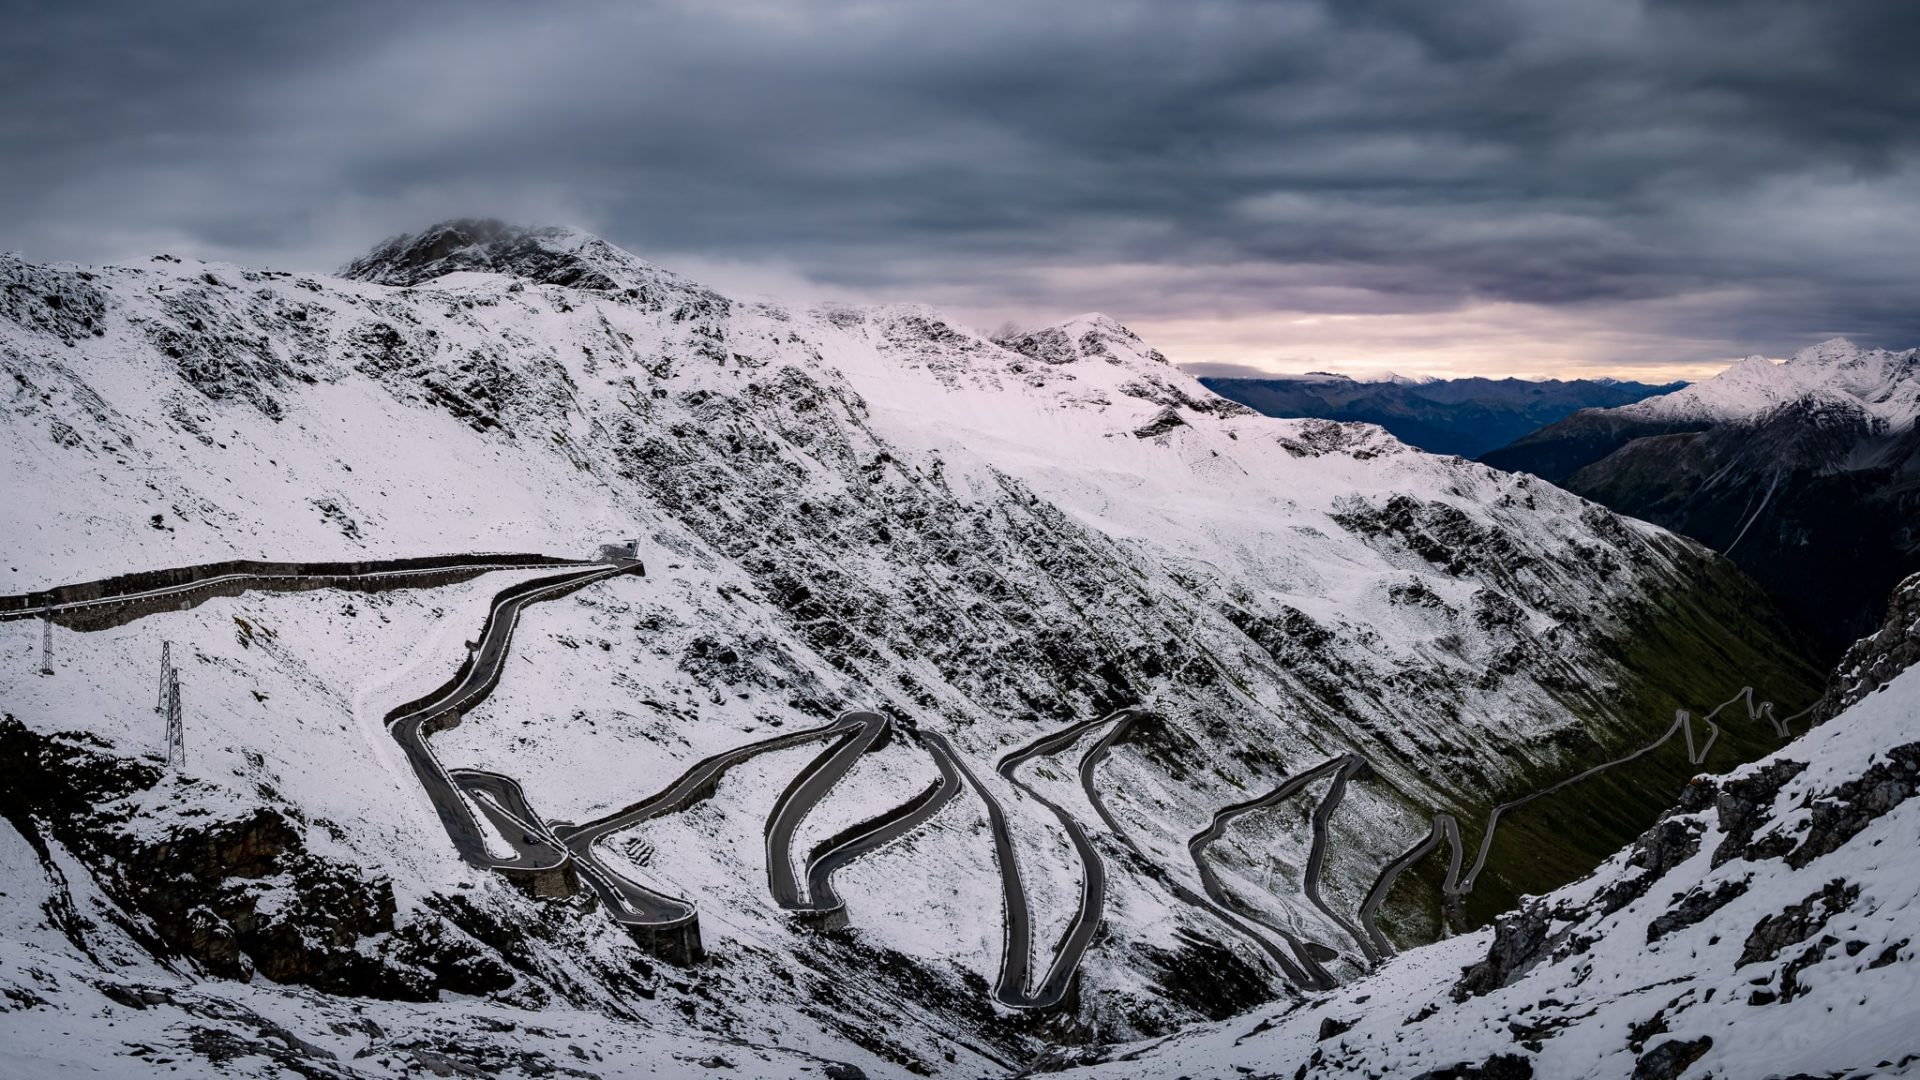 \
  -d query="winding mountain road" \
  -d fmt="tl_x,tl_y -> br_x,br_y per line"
799,744 -> 962,917
6,553 -> 1818,1002
1076,710 -> 1326,988
764,711 -> 973,926
552,711 -> 891,930
1356,686 -> 1811,947
1186,755 -> 1366,990
765,711 -> 894,913
987,713 -> 1124,1009
0,553 -> 590,630
383,563 -> 640,877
